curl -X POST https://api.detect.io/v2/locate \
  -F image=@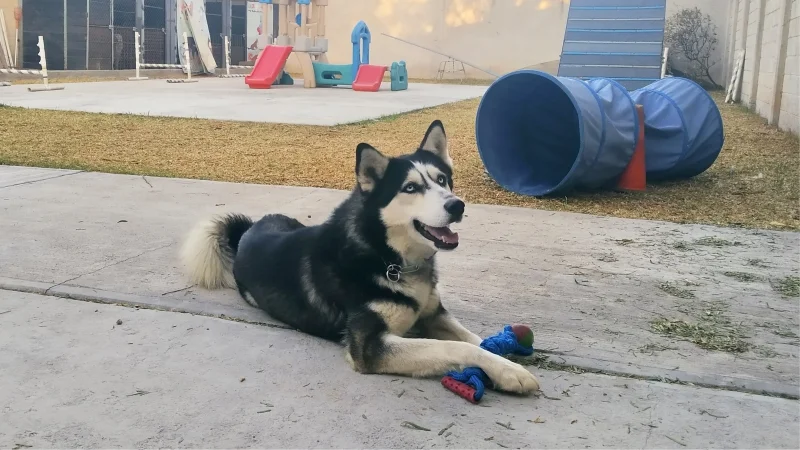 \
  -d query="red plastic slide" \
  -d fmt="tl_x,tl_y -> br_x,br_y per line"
352,64 -> 388,92
245,45 -> 293,89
